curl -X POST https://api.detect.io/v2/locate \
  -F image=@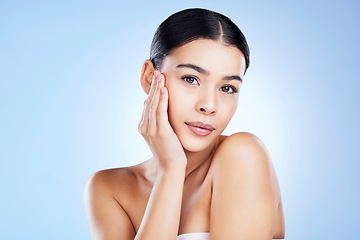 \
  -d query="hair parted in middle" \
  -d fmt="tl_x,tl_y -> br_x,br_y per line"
149,8 -> 250,73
